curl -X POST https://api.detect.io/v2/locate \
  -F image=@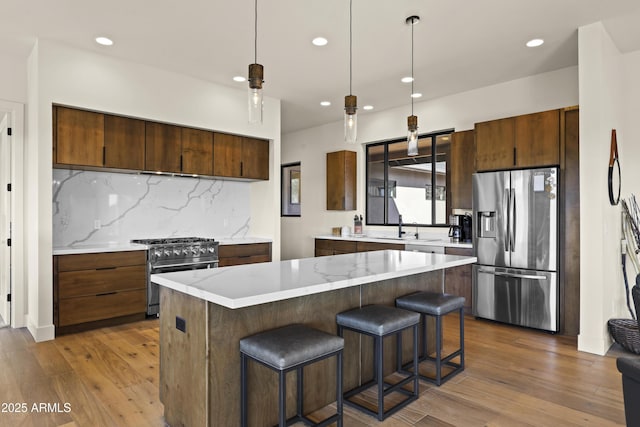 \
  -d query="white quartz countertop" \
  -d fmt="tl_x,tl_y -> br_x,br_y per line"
52,237 -> 272,255
316,235 -> 473,249
151,250 -> 477,309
